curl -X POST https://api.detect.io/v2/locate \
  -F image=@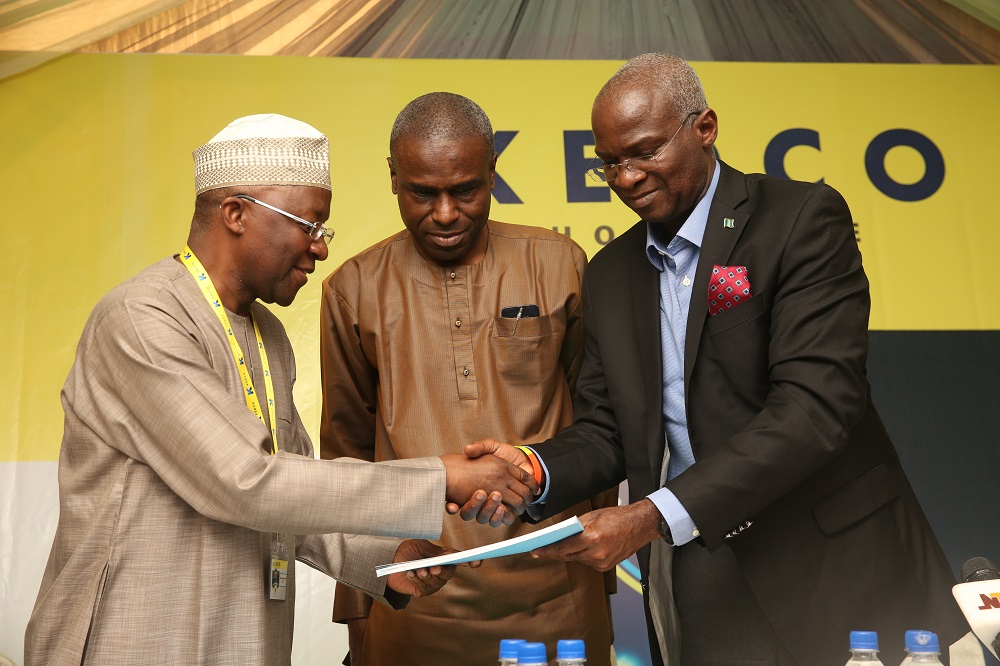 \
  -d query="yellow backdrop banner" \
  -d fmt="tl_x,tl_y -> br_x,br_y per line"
1,54 -> 997,462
